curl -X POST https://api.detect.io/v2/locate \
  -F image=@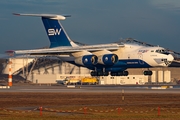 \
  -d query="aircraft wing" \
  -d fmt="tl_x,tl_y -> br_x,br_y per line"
13,44 -> 124,56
